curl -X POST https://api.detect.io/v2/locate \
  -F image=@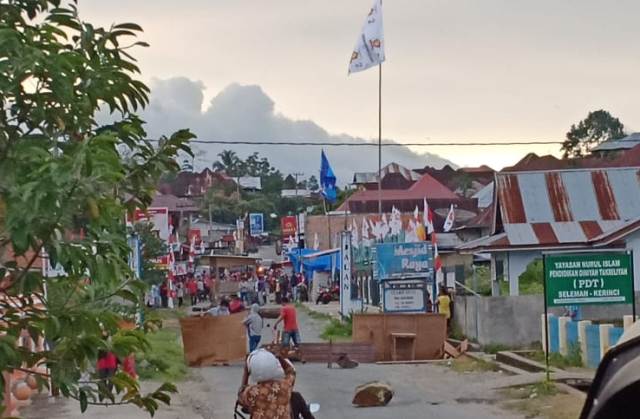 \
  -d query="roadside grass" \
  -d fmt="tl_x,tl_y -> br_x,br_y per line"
450,355 -> 499,373
136,309 -> 188,381
527,345 -> 583,369
320,317 -> 353,341
501,381 -> 583,419
483,343 -> 510,354
295,303 -> 352,341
